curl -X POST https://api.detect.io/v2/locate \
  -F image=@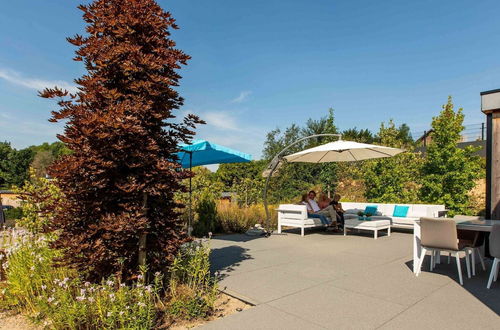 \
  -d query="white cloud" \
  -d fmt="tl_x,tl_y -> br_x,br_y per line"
231,90 -> 252,103
203,111 -> 241,131
0,68 -> 78,93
